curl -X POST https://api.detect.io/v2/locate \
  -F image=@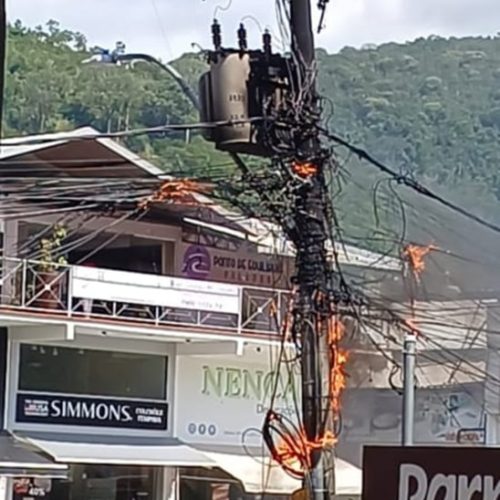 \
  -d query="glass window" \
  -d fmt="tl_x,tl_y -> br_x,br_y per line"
14,465 -> 157,500
19,344 -> 167,400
